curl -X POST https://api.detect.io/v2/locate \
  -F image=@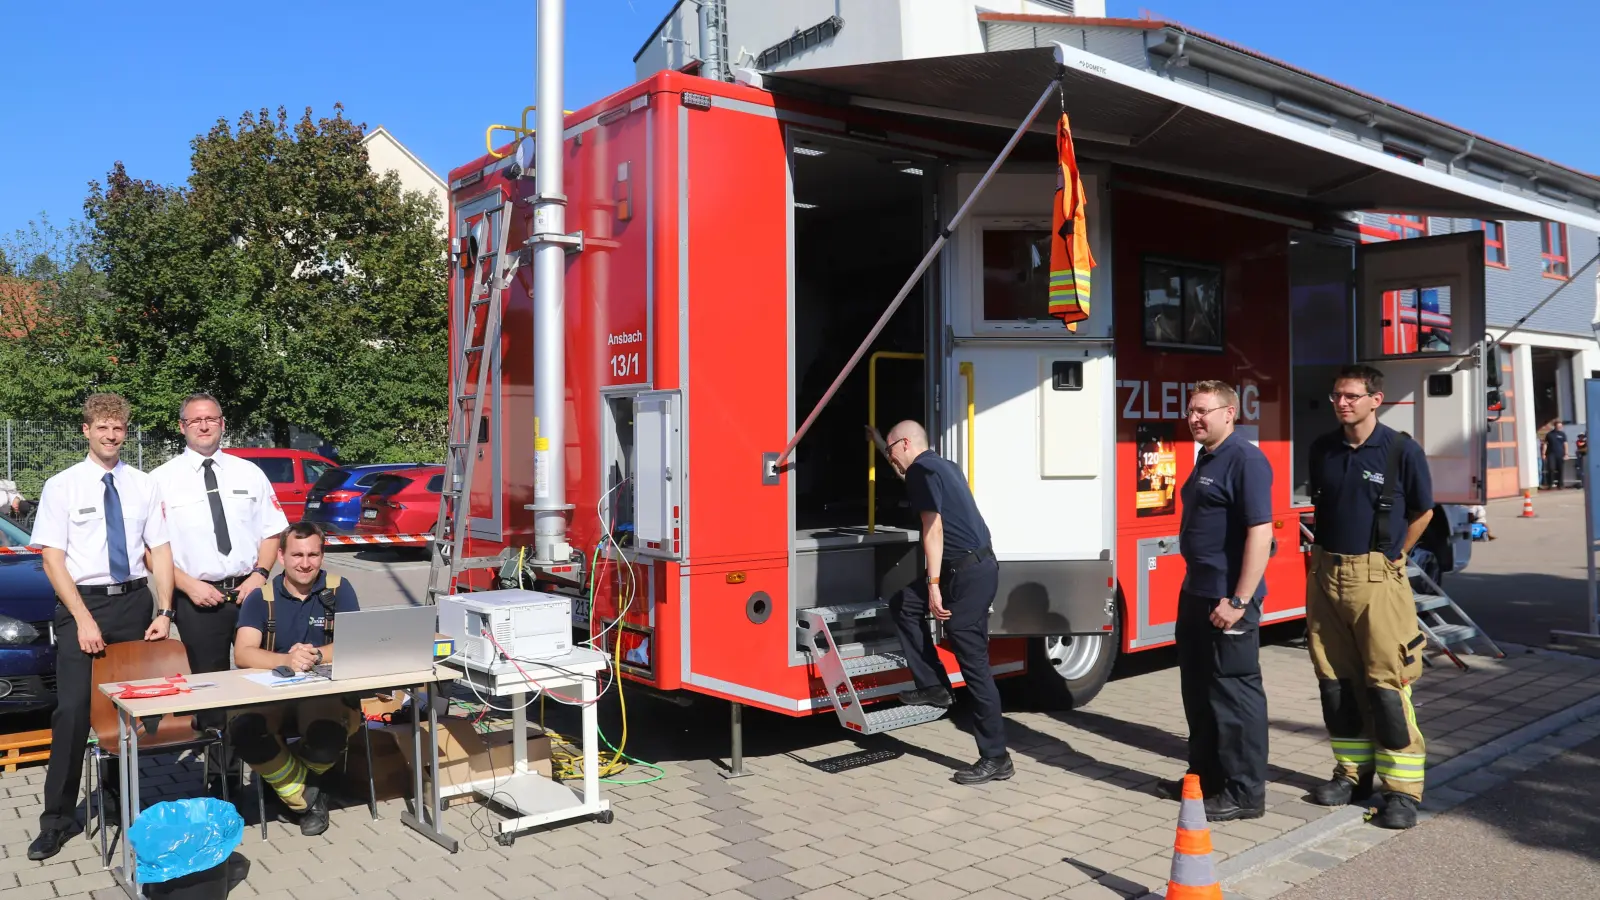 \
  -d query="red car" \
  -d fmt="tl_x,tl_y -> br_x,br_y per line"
356,466 -> 444,536
223,448 -> 337,521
